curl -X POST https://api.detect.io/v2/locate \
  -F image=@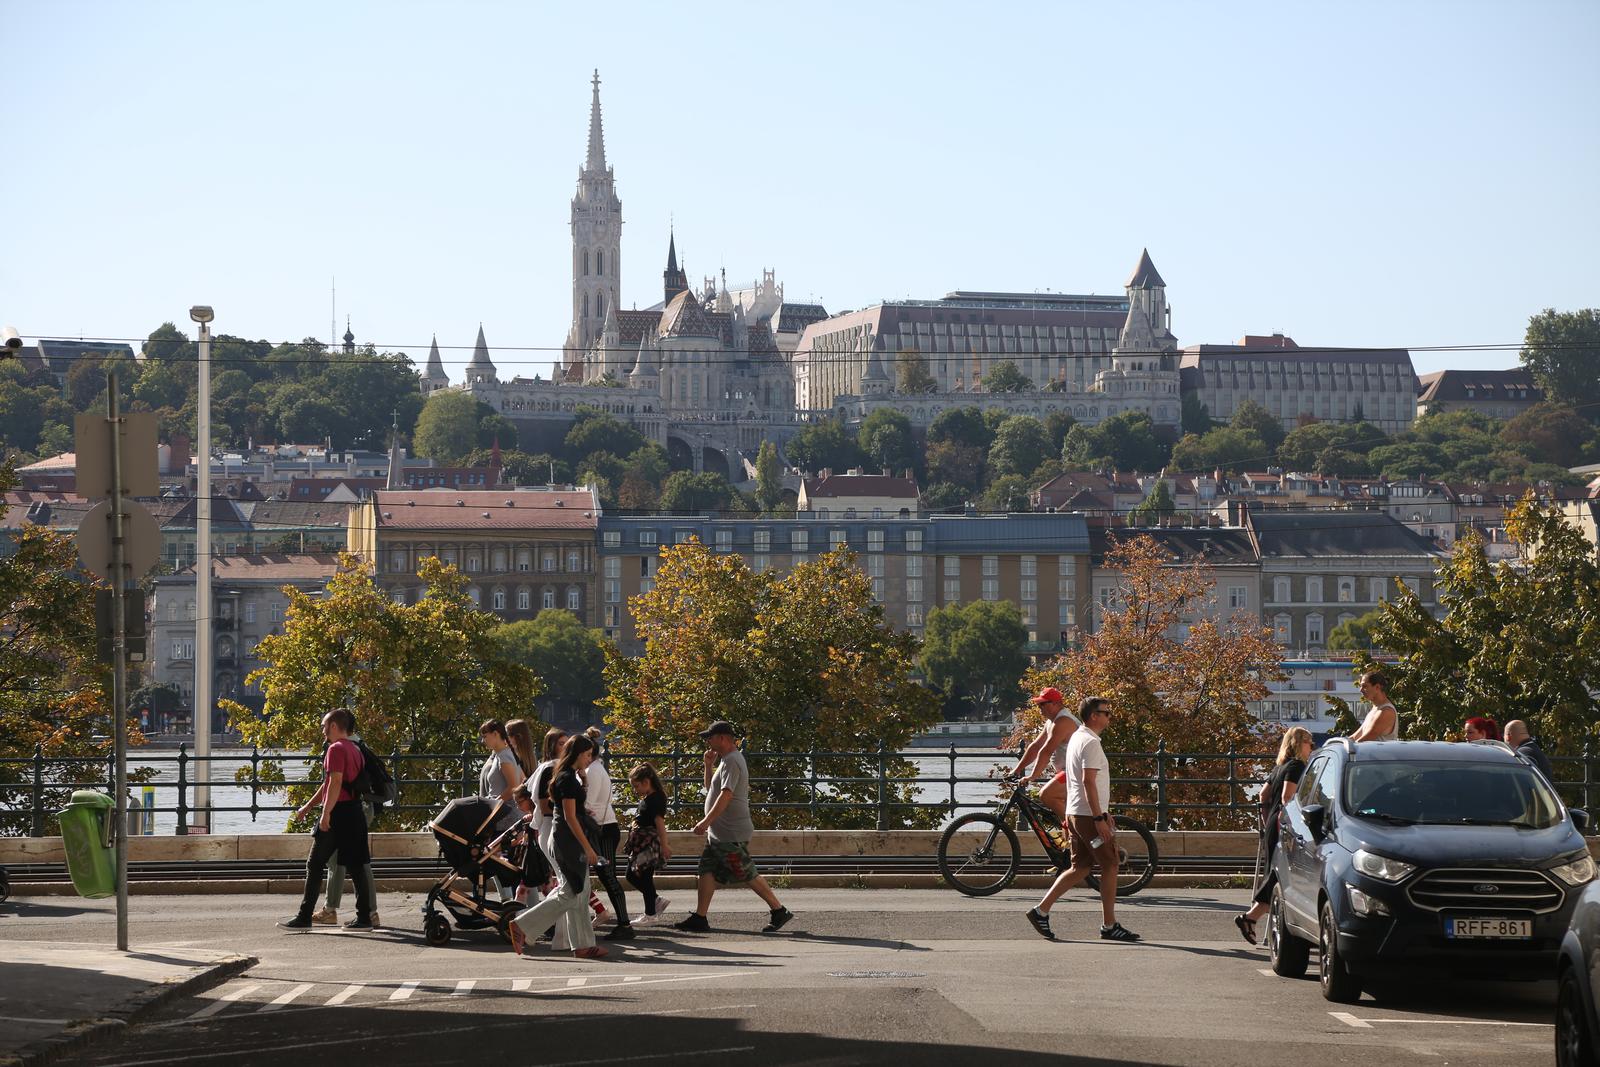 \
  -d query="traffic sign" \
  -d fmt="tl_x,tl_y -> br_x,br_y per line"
76,498 -> 161,584
74,411 -> 159,500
